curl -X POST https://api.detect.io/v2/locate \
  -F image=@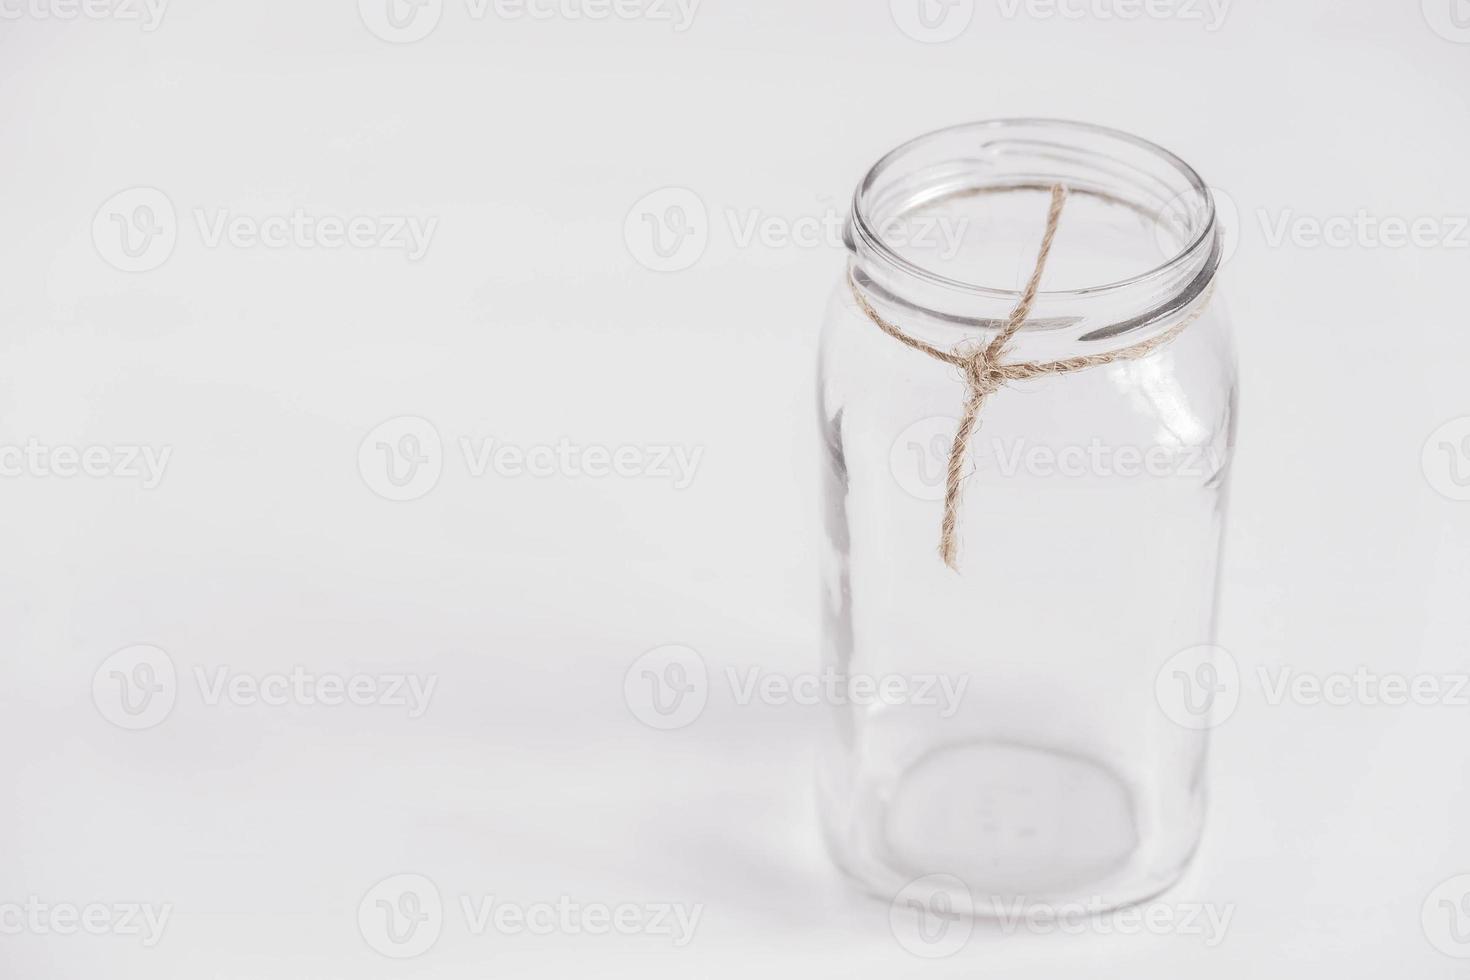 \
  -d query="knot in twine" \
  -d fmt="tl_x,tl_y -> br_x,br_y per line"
963,347 -> 1009,398
850,184 -> 1214,572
